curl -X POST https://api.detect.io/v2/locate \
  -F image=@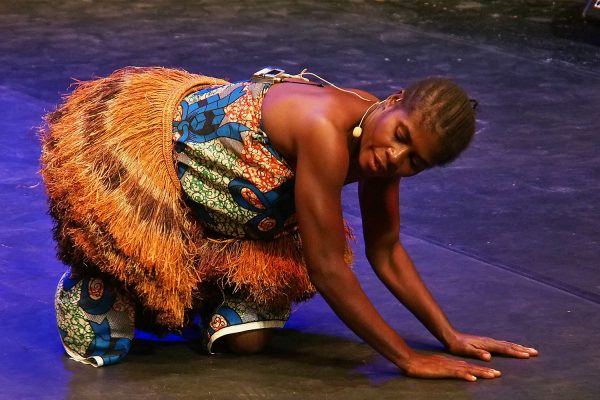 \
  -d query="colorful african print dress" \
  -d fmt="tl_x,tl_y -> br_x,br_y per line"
172,80 -> 296,240
172,80 -> 298,351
